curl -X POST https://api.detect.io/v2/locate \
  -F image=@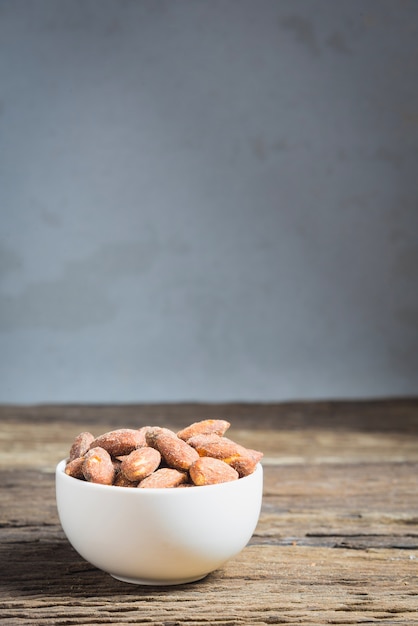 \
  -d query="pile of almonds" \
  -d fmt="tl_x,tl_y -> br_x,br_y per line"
65,419 -> 263,488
